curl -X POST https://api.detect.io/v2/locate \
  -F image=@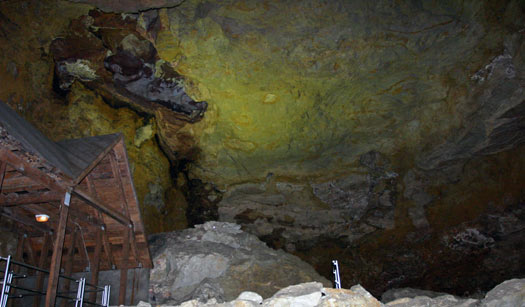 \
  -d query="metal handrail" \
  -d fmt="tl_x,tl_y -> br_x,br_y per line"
0,255 -> 111,307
